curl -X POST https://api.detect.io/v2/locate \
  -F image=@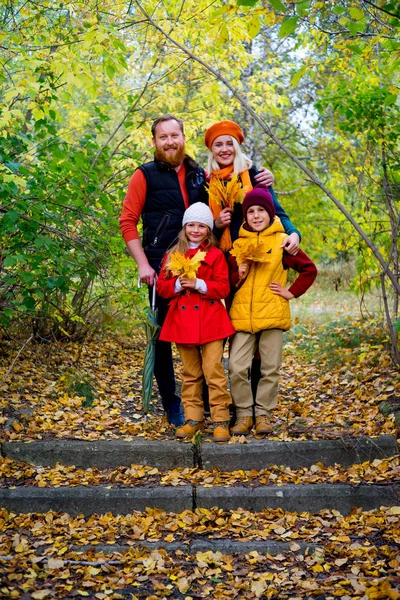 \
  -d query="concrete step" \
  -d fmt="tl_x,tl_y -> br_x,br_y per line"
27,539 -> 321,556
1,482 -> 399,516
2,434 -> 398,470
